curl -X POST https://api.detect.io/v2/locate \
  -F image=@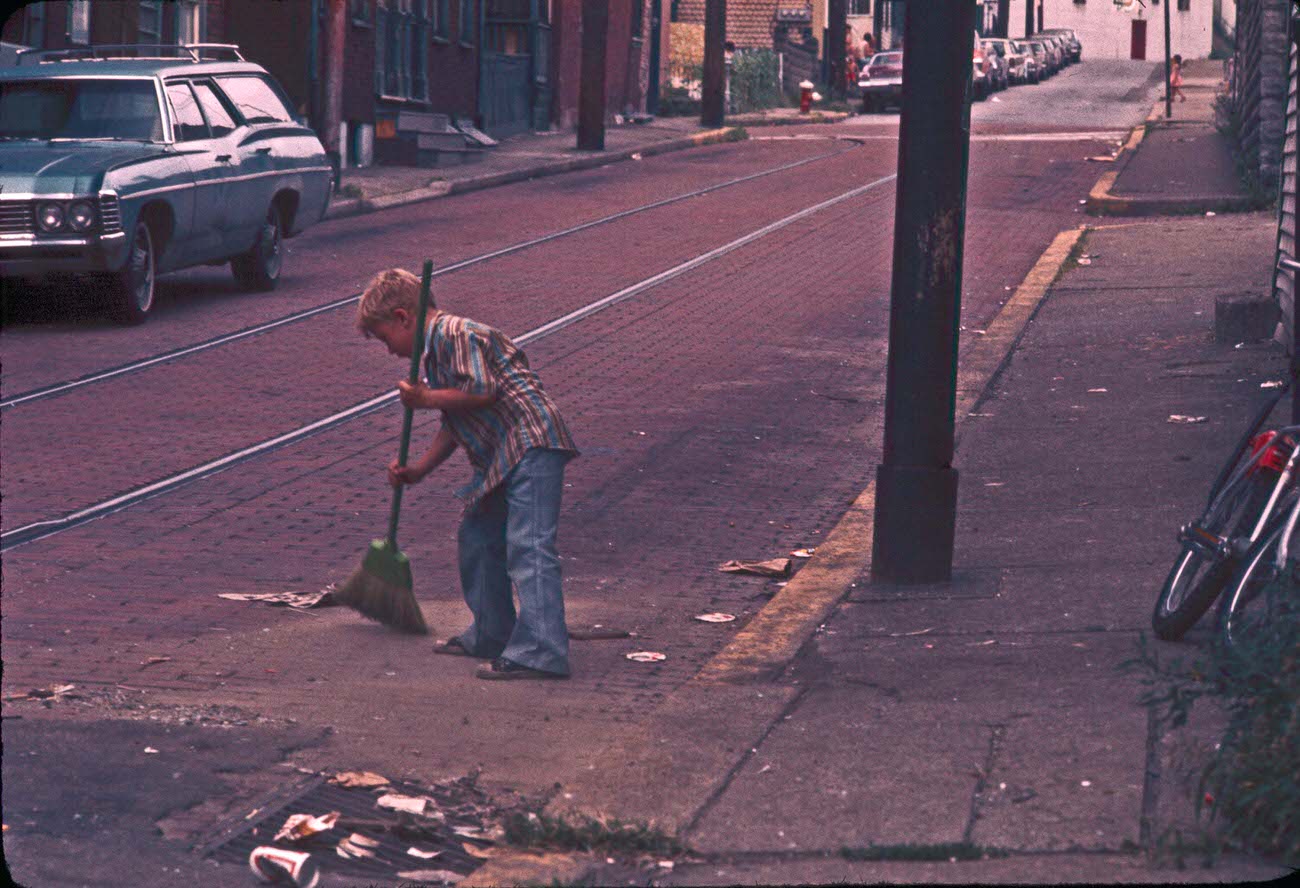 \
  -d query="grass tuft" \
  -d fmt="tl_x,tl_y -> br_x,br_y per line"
504,811 -> 683,857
